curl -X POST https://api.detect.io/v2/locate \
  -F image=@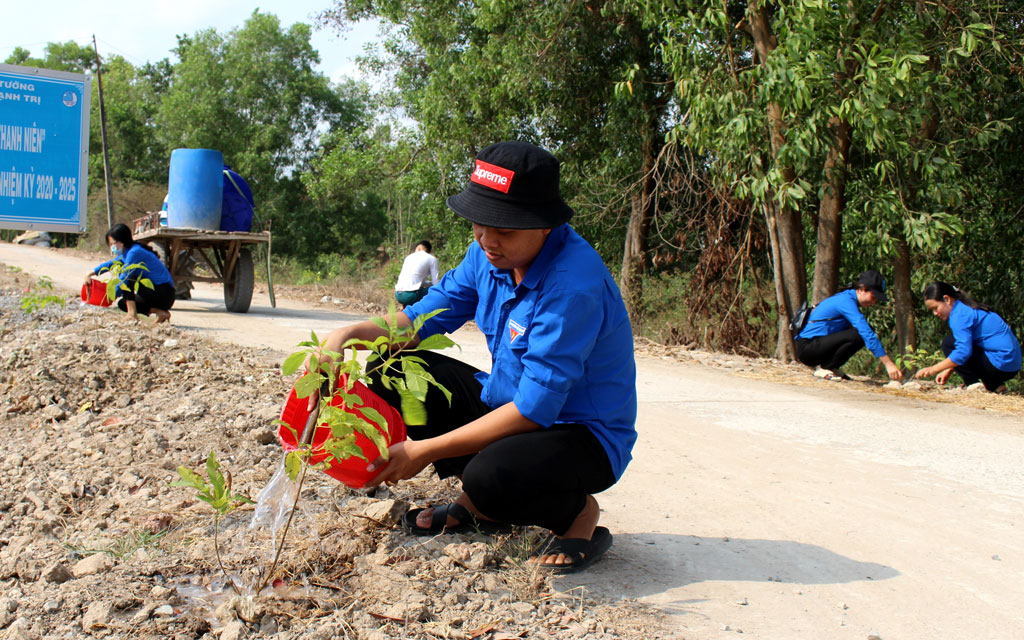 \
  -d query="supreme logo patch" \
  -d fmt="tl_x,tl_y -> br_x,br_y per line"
471,159 -> 514,193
